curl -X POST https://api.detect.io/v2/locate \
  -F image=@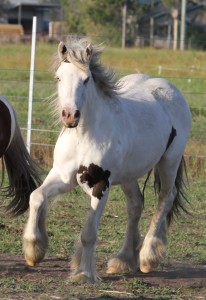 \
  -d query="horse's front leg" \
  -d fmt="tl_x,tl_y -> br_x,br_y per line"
70,190 -> 109,283
107,180 -> 143,274
23,168 -> 74,266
